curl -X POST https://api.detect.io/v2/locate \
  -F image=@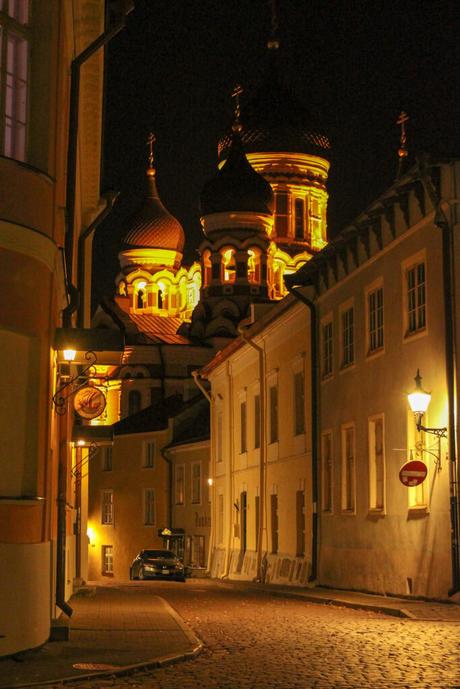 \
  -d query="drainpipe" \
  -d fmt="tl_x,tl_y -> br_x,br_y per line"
56,432 -> 73,618
76,191 -> 119,328
418,157 -> 460,594
238,325 -> 267,583
63,0 -> 134,326
160,447 -> 173,530
286,285 -> 319,583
